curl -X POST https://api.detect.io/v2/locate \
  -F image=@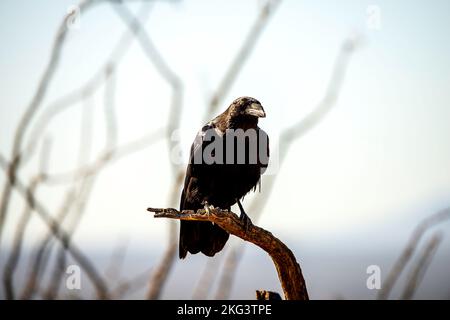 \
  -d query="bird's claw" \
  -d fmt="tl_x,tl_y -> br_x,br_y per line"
202,201 -> 215,217
240,213 -> 253,231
